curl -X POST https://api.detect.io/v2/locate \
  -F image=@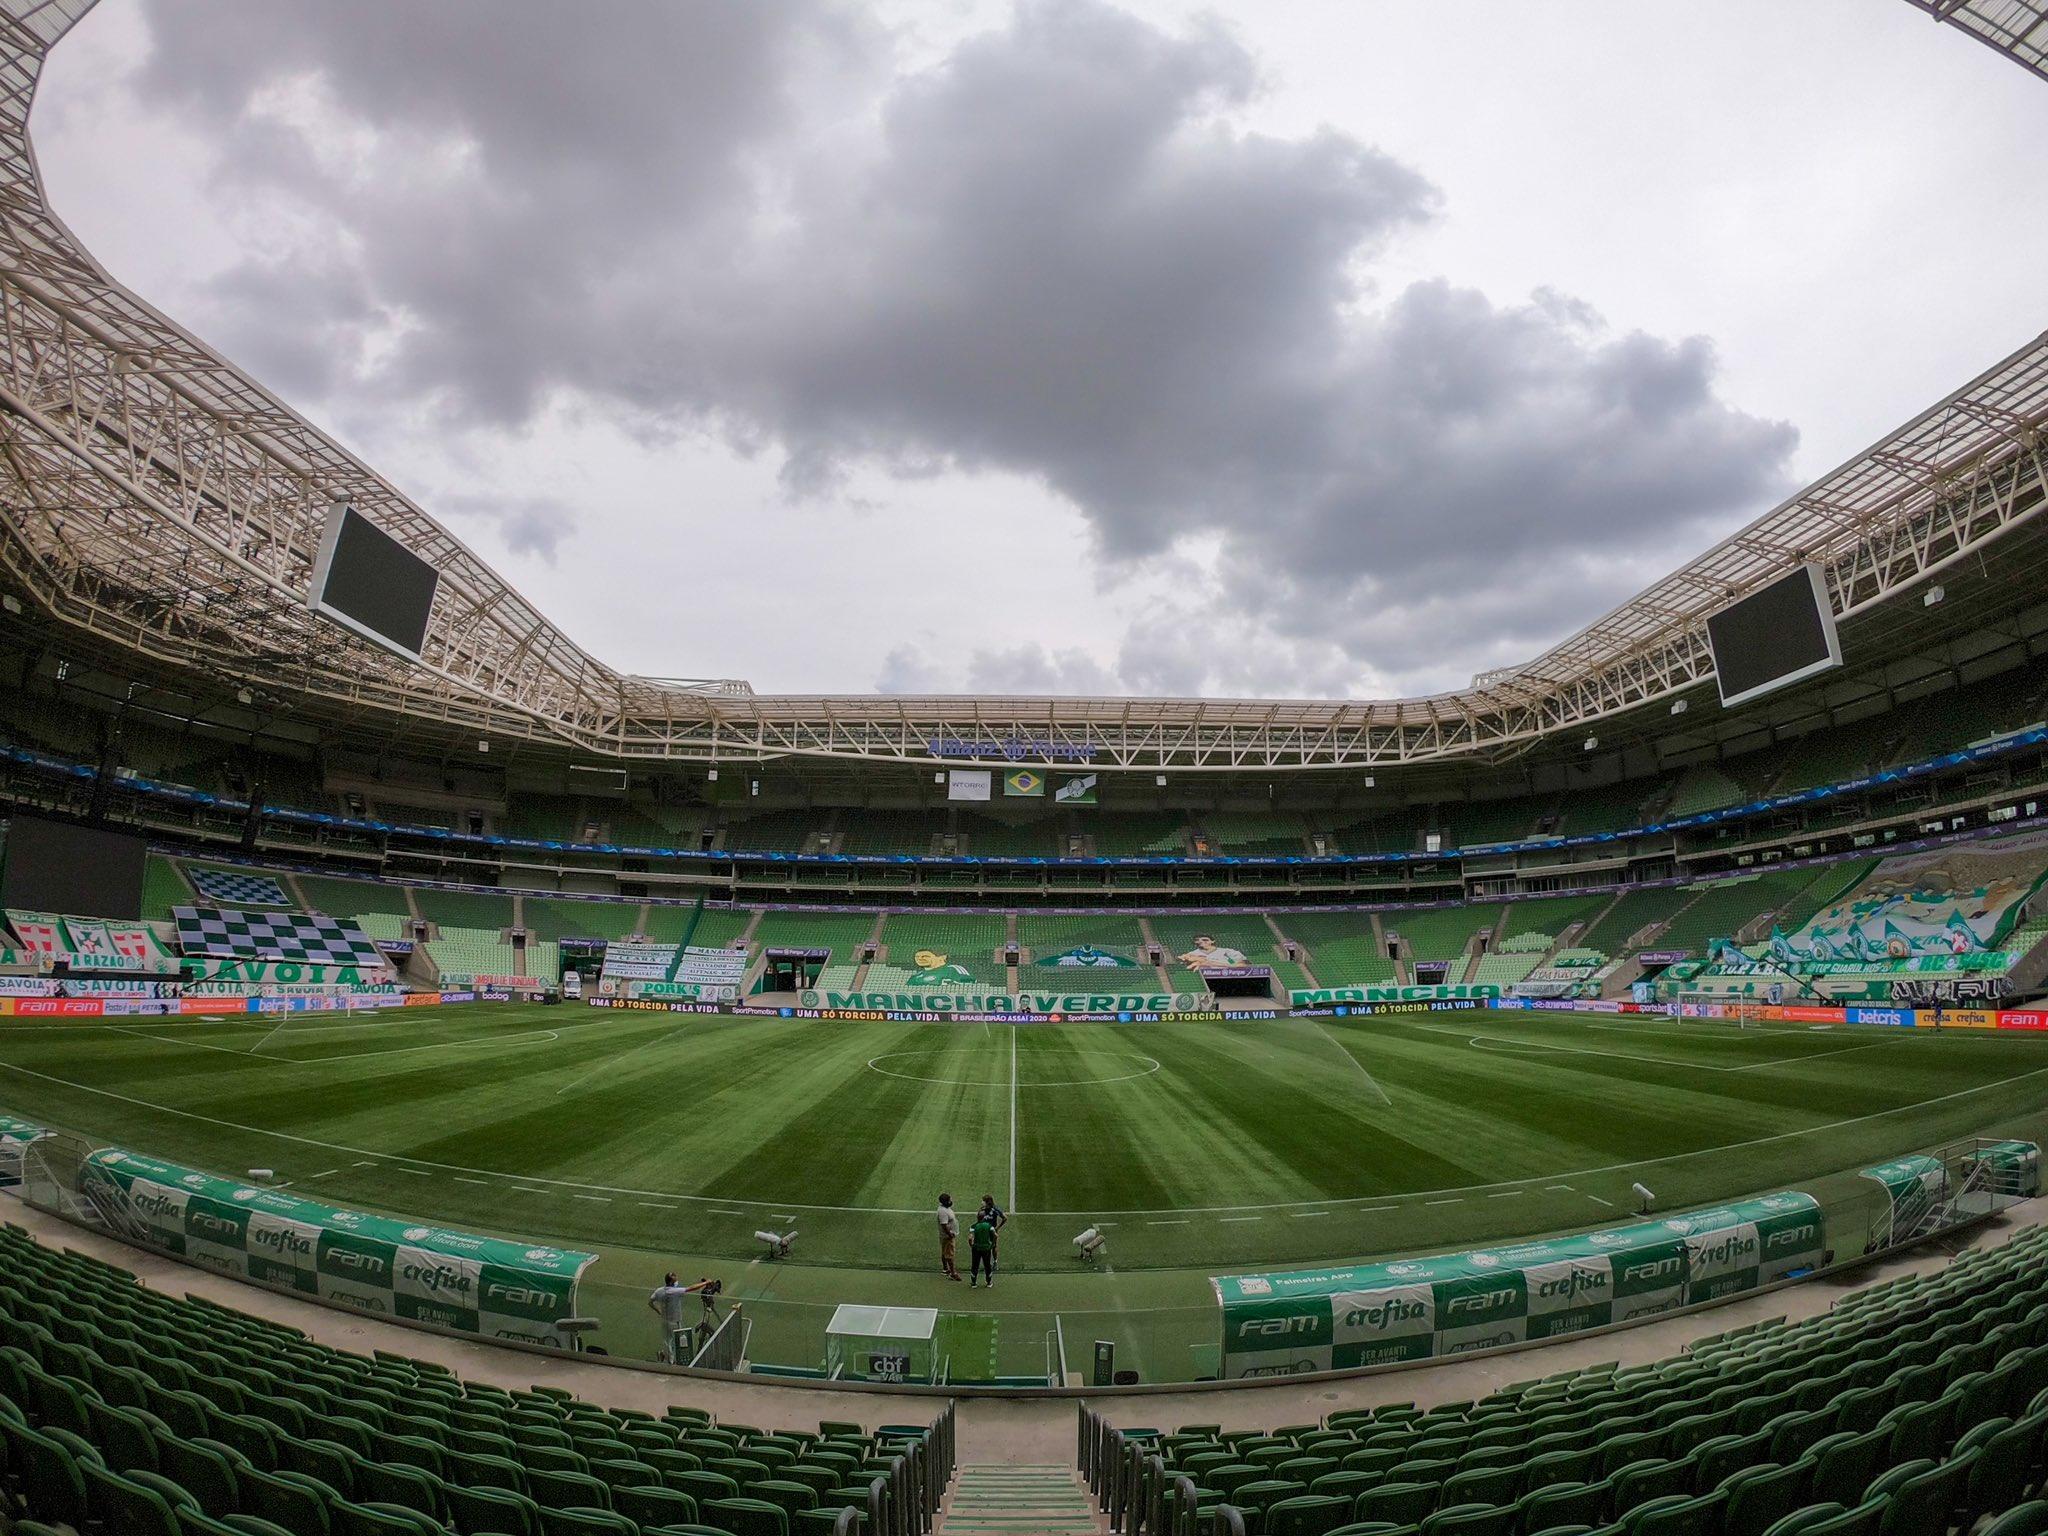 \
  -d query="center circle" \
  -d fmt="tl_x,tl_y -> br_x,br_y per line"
865,1049 -> 1161,1087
